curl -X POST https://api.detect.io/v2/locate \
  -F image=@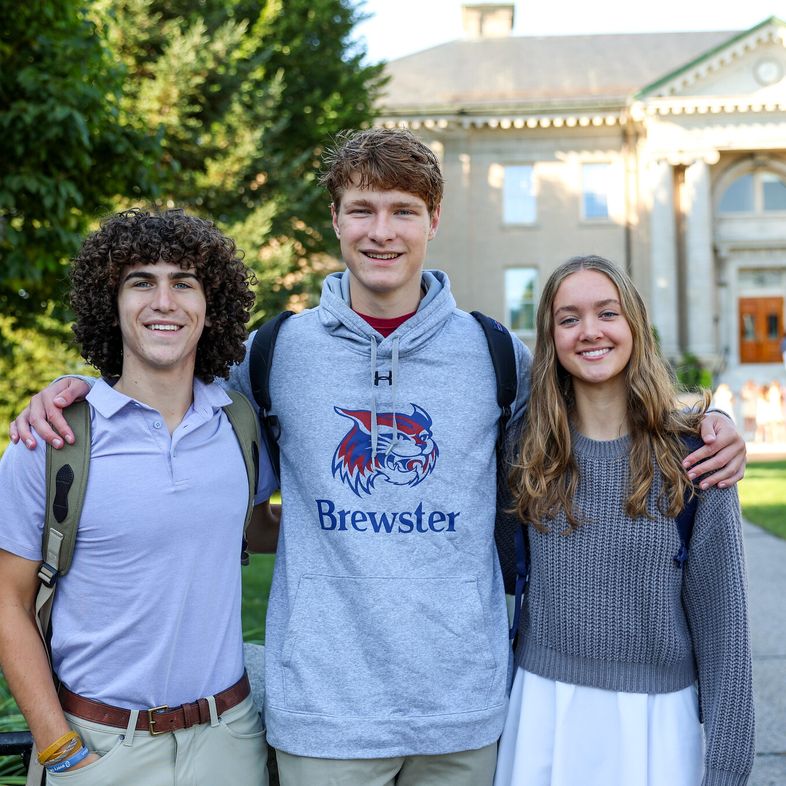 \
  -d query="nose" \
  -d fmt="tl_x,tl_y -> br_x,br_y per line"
579,317 -> 602,341
151,285 -> 175,312
368,212 -> 395,243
